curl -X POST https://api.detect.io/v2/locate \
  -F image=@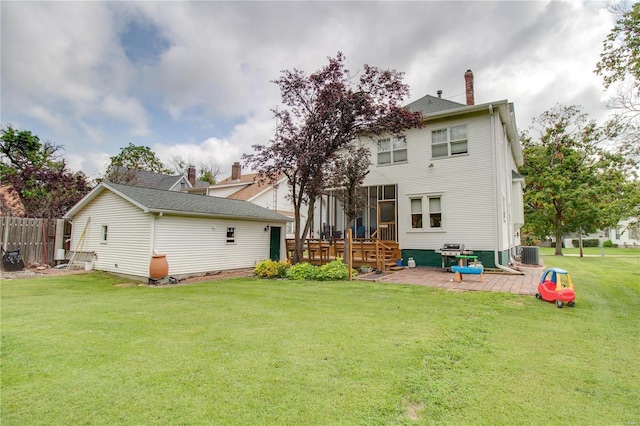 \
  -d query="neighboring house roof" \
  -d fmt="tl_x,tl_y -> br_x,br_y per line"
193,179 -> 210,189
210,172 -> 286,202
132,170 -> 189,190
405,94 -> 466,115
0,185 -> 26,217
108,167 -> 207,191
65,182 -> 292,222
